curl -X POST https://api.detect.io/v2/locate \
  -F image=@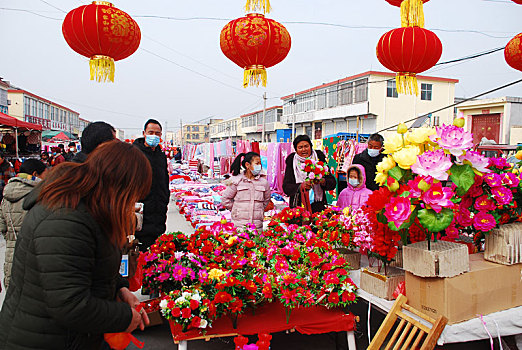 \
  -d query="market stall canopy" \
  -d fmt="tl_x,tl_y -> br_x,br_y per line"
0,112 -> 42,130
42,130 -> 77,141
51,131 -> 70,141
